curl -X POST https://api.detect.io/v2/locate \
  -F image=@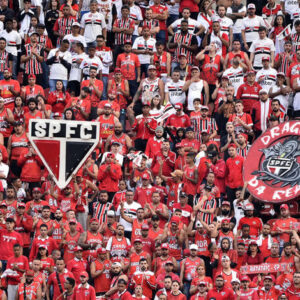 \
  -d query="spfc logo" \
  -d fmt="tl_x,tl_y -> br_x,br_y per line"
243,121 -> 300,203
28,119 -> 99,189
